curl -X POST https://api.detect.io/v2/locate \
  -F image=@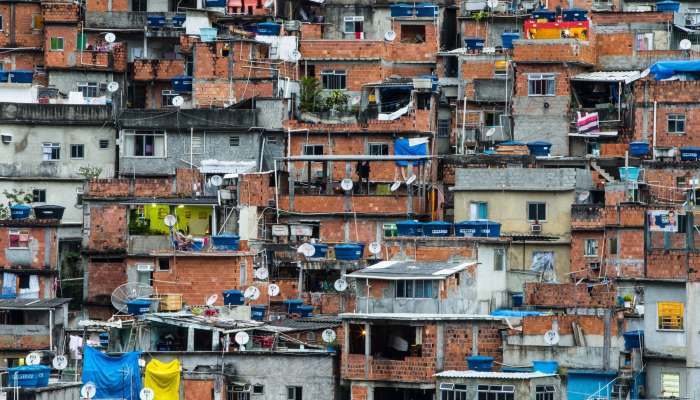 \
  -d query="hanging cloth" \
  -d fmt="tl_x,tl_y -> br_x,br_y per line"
82,345 -> 143,399
144,358 -> 181,400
